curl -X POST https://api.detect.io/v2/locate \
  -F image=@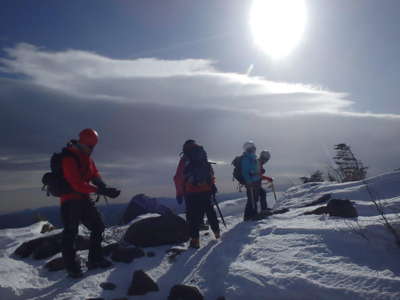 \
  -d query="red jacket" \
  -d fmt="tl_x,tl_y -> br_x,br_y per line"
60,146 -> 100,203
174,157 -> 214,197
